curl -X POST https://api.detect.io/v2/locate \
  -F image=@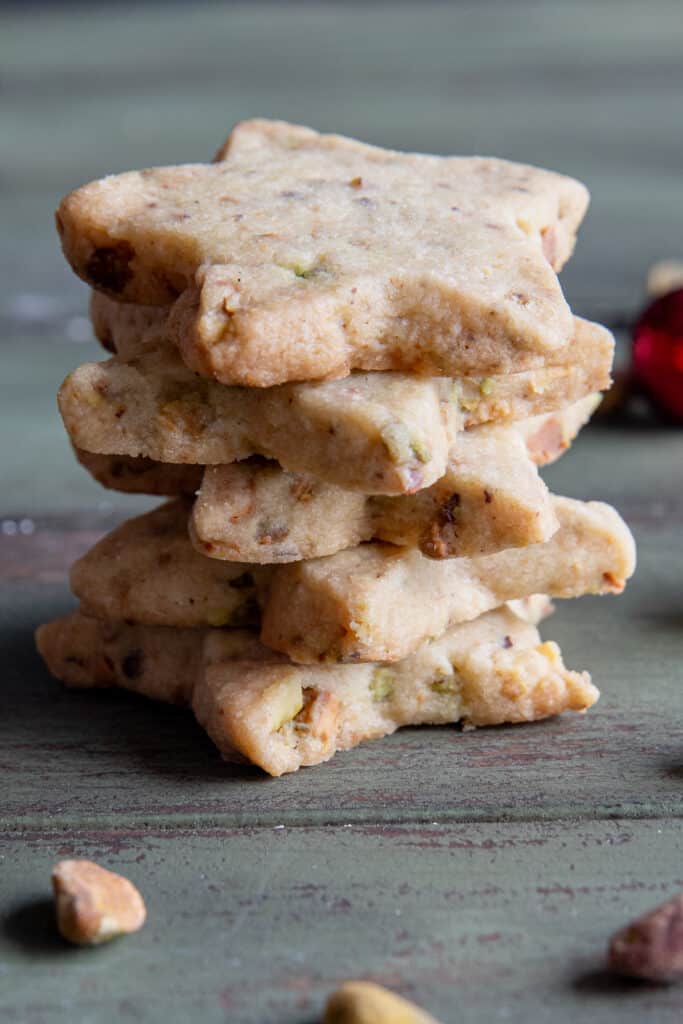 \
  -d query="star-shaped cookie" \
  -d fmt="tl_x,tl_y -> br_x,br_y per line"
65,497 -> 635,664
58,318 -> 612,495
37,603 -> 596,776
57,119 -> 588,386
